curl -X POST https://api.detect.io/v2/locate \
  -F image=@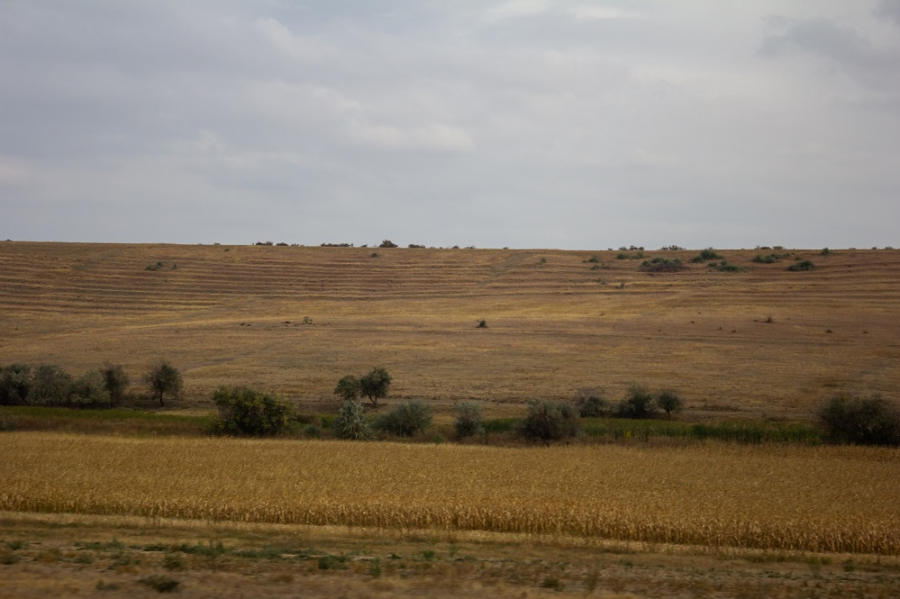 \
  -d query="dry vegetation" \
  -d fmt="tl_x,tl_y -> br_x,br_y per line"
3,433 -> 899,555
1,241 -> 899,420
